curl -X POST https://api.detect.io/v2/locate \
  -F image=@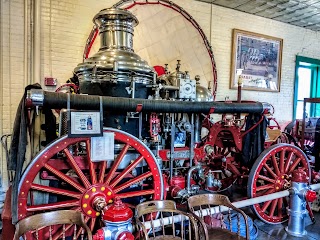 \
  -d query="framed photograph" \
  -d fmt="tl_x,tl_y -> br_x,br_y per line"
230,29 -> 283,92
